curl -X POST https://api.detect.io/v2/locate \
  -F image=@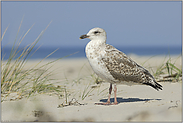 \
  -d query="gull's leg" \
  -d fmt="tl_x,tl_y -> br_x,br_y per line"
113,84 -> 118,105
95,83 -> 112,105
106,83 -> 112,103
